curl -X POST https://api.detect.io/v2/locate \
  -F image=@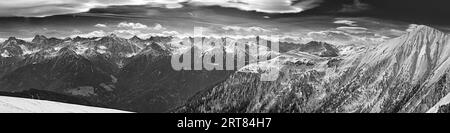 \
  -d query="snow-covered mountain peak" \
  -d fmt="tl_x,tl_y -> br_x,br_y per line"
405,25 -> 446,42
2,37 -> 26,47
130,35 -> 142,41
32,35 -> 48,43
57,46 -> 79,57
106,34 -> 119,39
409,25 -> 440,33
5,37 -> 18,42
